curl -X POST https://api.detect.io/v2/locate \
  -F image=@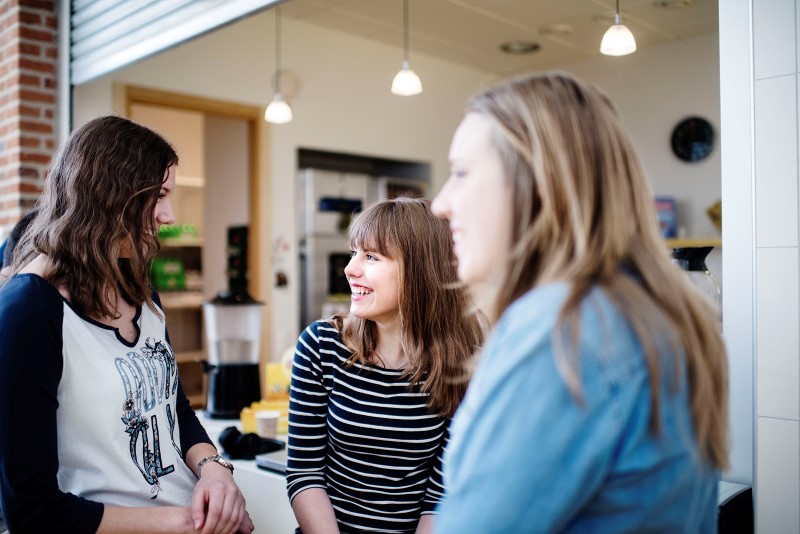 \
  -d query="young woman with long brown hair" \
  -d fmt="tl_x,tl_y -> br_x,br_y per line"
431,72 -> 728,532
0,116 -> 253,534
286,197 -> 483,534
